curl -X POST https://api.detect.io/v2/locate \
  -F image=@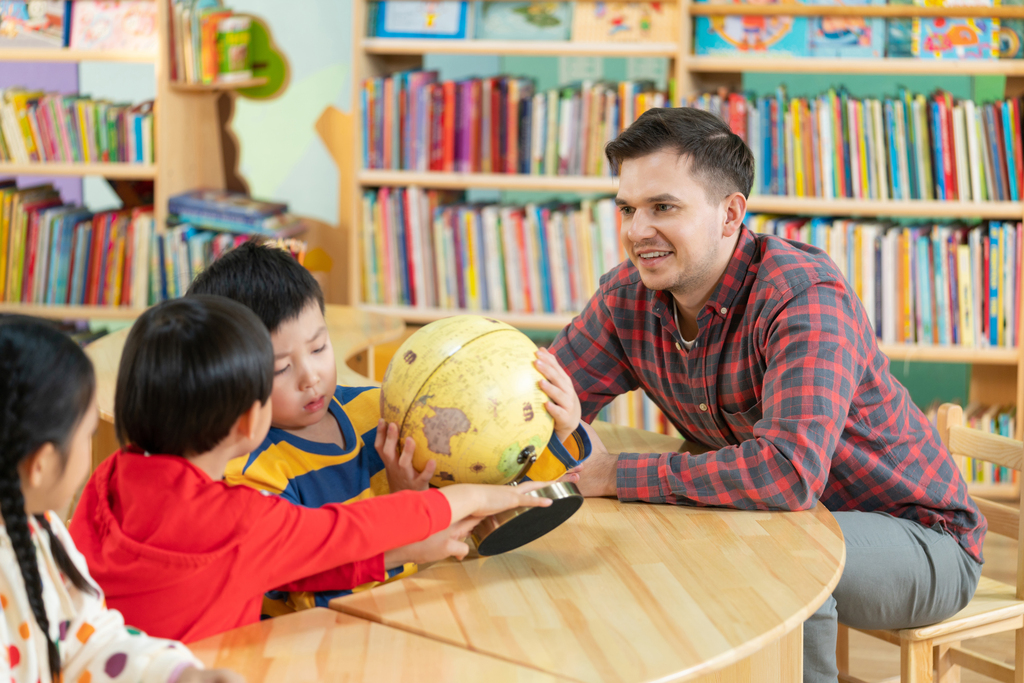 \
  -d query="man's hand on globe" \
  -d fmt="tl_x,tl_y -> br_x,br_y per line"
575,423 -> 619,498
535,347 -> 582,444
376,419 -> 436,492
